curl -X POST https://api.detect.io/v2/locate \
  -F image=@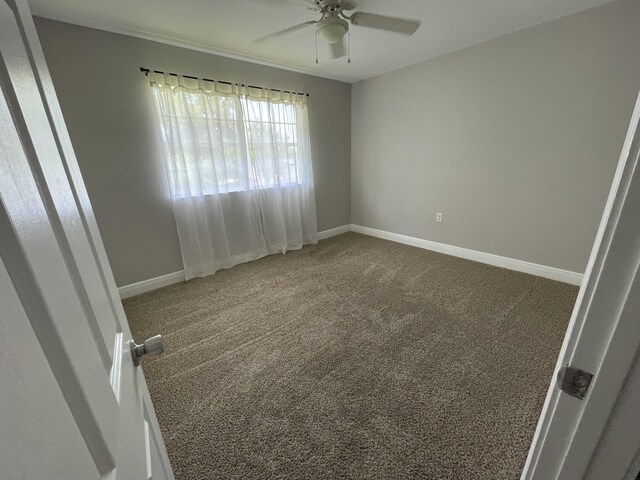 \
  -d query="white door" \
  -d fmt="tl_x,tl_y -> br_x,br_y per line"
0,1 -> 174,479
522,92 -> 640,479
